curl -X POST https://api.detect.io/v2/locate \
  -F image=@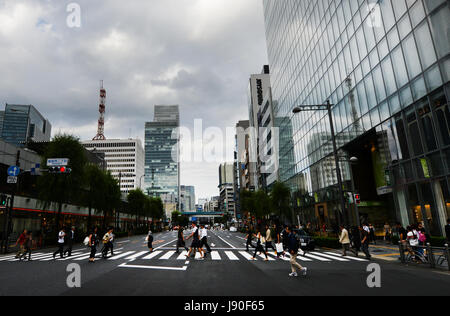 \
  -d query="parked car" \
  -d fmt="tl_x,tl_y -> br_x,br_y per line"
293,228 -> 315,251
